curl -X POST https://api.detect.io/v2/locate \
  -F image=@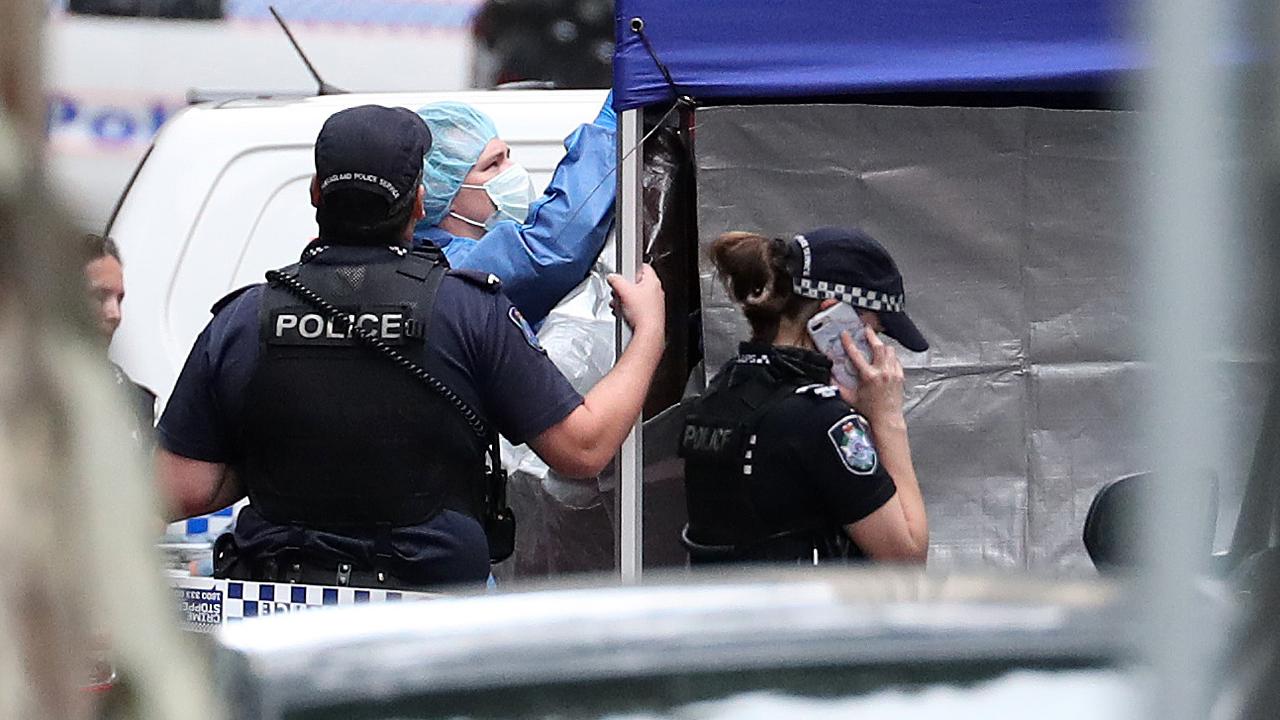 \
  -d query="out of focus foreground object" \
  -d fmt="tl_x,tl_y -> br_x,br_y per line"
471,0 -> 613,88
1206,0 -> 1280,715
0,0 -> 217,717
214,568 -> 1145,720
